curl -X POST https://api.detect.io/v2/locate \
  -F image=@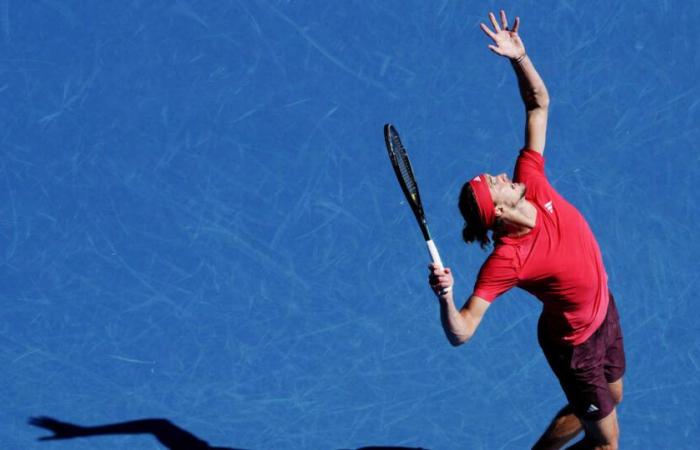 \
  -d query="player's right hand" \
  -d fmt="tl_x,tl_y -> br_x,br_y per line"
428,264 -> 454,298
